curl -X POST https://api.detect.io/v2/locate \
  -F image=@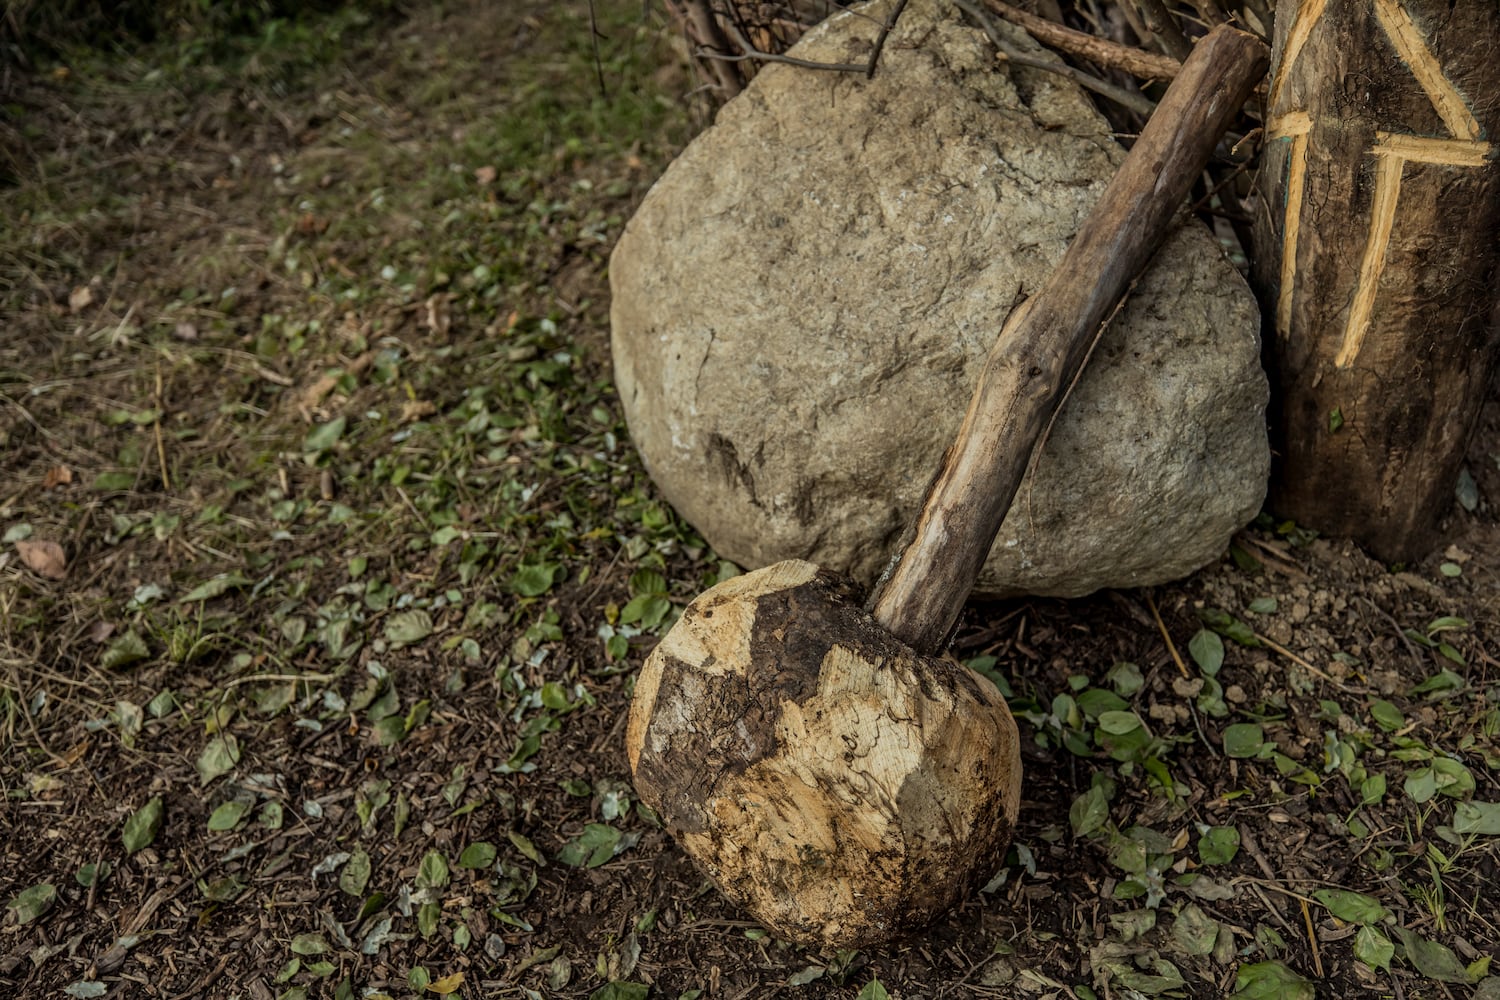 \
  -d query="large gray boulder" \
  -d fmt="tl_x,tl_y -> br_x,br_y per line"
610,0 -> 1268,598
